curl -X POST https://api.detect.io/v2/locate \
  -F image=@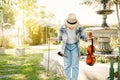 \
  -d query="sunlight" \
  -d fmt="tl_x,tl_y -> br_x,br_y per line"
37,0 -> 118,25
